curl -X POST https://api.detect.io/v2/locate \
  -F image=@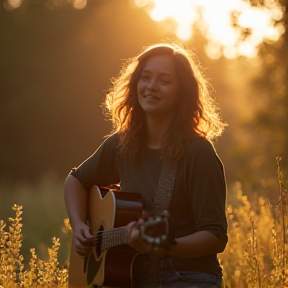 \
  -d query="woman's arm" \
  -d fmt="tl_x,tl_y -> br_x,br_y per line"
126,222 -> 226,258
64,174 -> 93,255
165,230 -> 226,258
